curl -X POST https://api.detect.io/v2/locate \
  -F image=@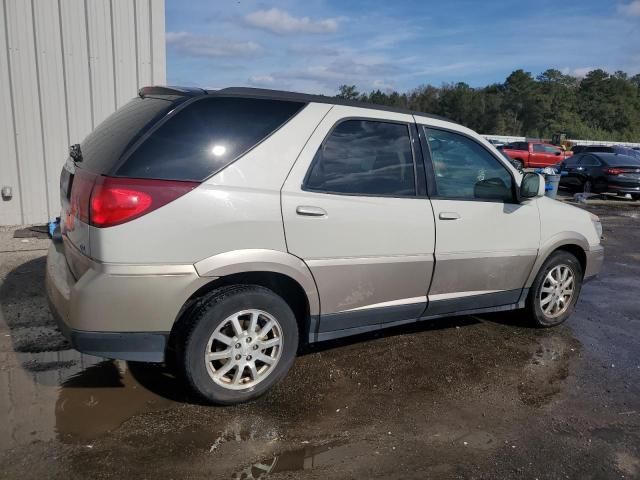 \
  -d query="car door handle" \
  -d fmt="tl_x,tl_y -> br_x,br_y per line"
296,206 -> 327,217
439,212 -> 460,220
